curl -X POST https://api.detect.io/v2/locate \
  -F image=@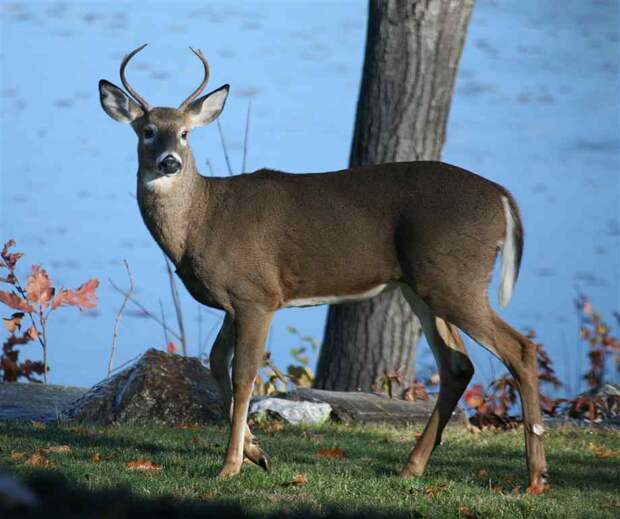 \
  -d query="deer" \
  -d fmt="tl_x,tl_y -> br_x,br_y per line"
98,45 -> 548,492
